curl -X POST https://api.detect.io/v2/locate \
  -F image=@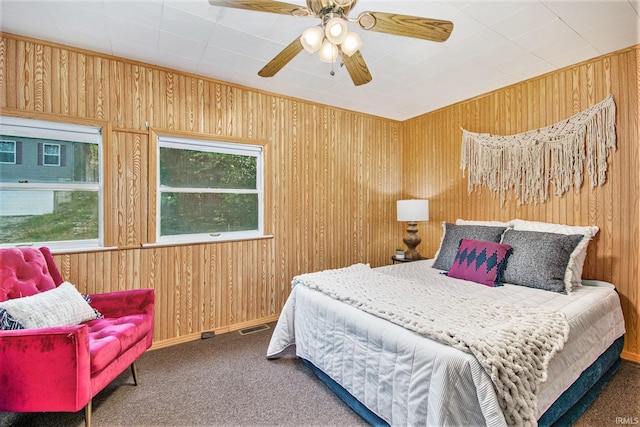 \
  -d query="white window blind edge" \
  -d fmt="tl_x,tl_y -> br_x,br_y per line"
158,135 -> 262,155
0,116 -> 101,144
